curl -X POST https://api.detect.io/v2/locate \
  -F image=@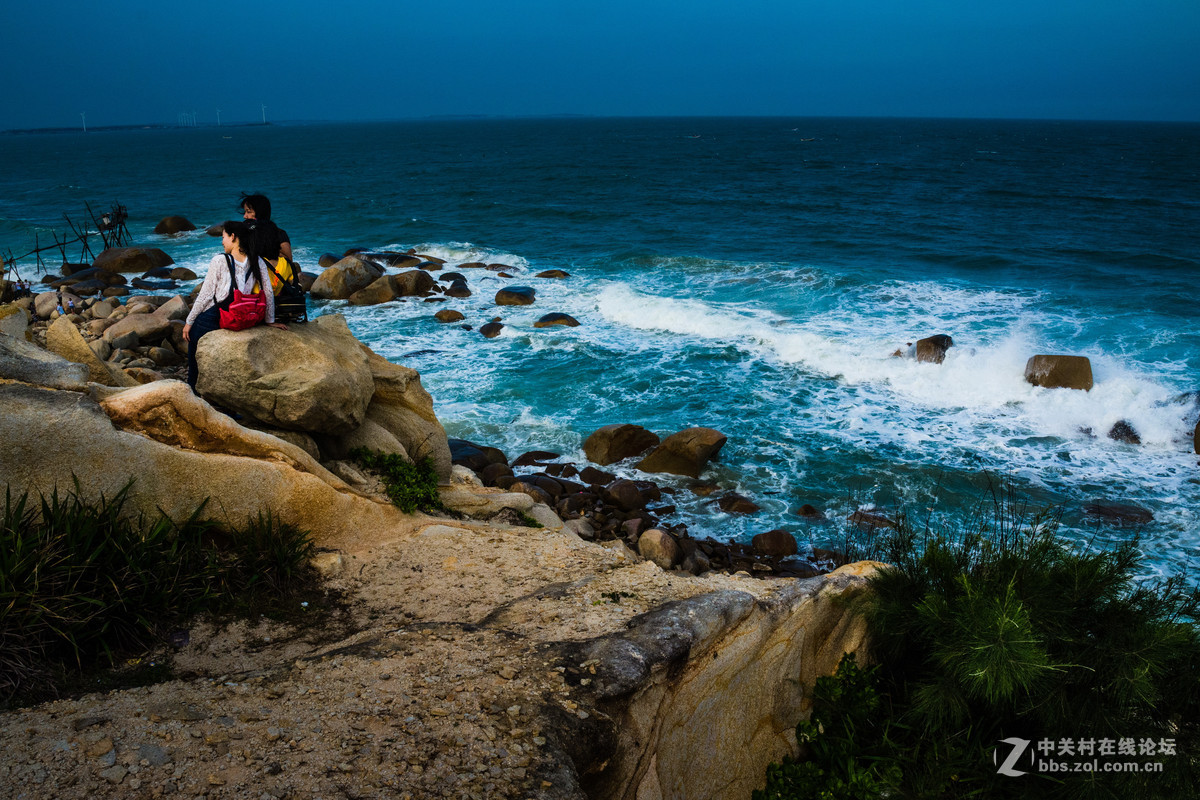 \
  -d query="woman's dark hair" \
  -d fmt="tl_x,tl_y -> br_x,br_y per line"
221,220 -> 263,289
238,193 -> 272,220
